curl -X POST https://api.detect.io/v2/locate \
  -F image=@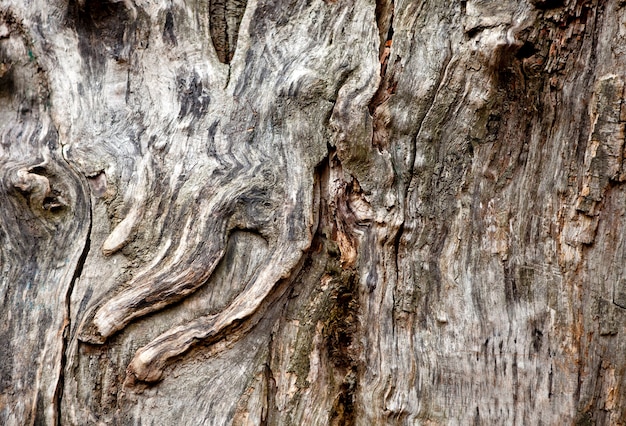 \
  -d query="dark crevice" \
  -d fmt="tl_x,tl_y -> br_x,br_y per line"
465,25 -> 488,39
392,221 -> 404,287
515,41 -> 537,60
54,144 -> 93,424
210,0 -> 228,63
374,0 -> 394,77
369,0 -> 395,151
325,277 -> 359,426
209,0 -> 248,64
329,371 -> 357,426
530,0 -> 565,10
162,10 -> 177,46
374,0 -> 394,59
262,359 -> 276,426
53,203 -> 91,426
301,149 -> 362,425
